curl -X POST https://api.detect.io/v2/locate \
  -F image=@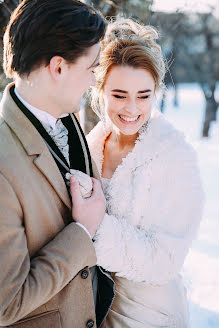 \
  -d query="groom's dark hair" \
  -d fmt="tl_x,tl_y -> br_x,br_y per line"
3,0 -> 106,78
